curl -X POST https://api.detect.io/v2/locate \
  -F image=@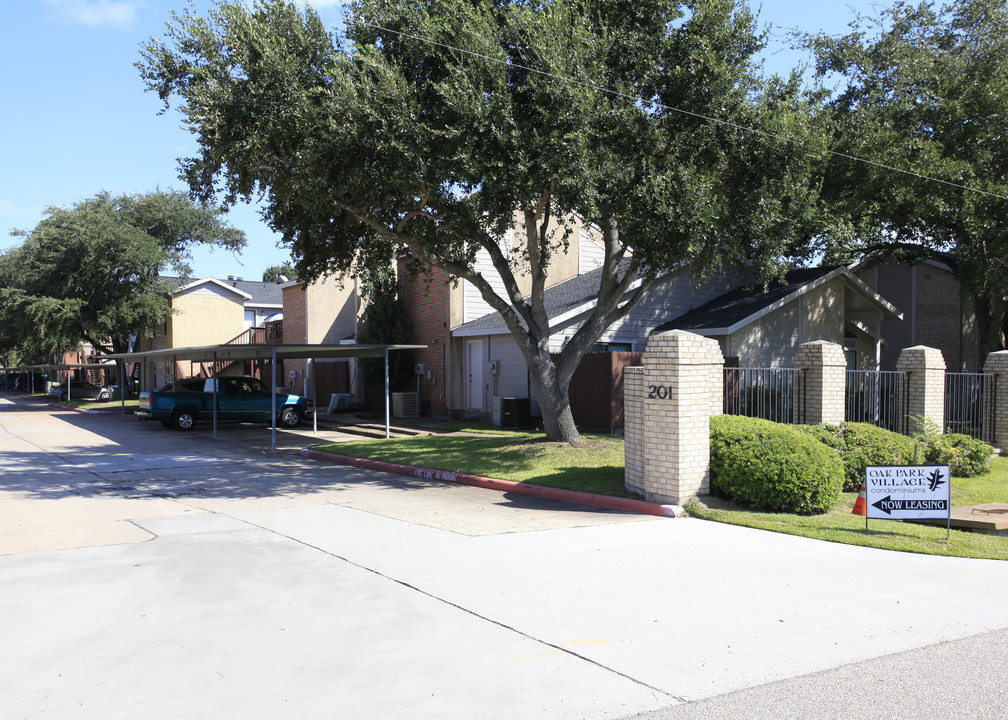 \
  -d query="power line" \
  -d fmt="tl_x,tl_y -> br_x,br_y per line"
307,2 -> 1008,202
